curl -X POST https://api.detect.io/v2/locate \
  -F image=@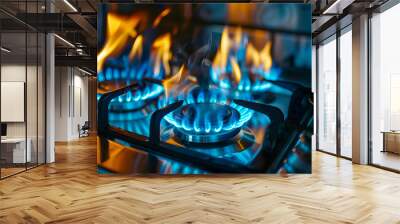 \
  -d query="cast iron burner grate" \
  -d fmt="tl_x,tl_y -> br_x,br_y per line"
98,79 -> 312,173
